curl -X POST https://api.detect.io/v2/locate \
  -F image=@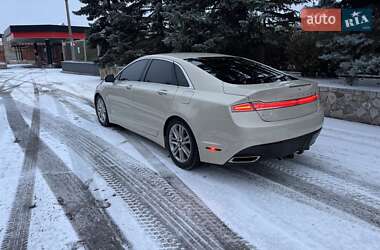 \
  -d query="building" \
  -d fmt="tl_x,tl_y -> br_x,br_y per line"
2,24 -> 88,66
0,34 -> 6,66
